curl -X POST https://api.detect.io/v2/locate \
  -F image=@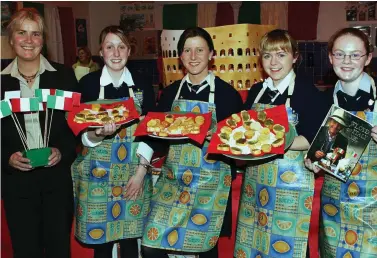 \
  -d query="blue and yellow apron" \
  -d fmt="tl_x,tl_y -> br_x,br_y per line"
141,73 -> 232,253
319,78 -> 377,258
71,87 -> 152,244
234,74 -> 315,258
